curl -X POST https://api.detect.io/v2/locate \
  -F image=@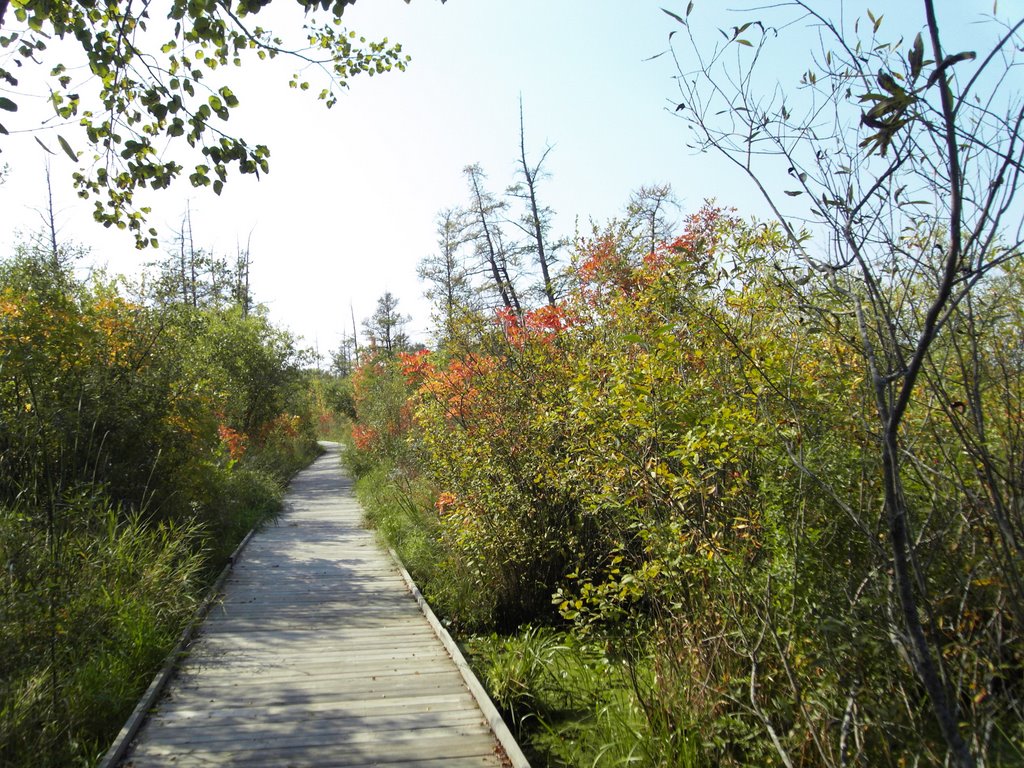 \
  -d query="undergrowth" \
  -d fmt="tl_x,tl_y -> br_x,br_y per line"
344,451 -> 701,767
347,462 -> 449,605
0,443 -> 317,767
0,242 -> 322,767
465,628 -> 706,768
